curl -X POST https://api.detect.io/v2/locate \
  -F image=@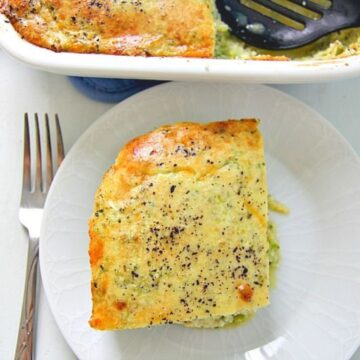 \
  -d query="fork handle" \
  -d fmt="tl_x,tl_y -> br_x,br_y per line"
14,240 -> 39,360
